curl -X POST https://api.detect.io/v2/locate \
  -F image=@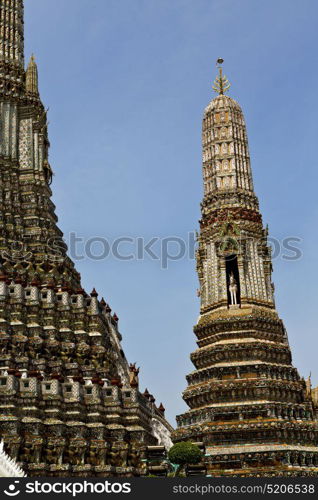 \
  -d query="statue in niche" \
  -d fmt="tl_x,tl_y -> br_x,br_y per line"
43,159 -> 53,185
129,363 -> 140,388
127,446 -> 141,468
229,273 -> 238,305
44,442 -> 62,465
